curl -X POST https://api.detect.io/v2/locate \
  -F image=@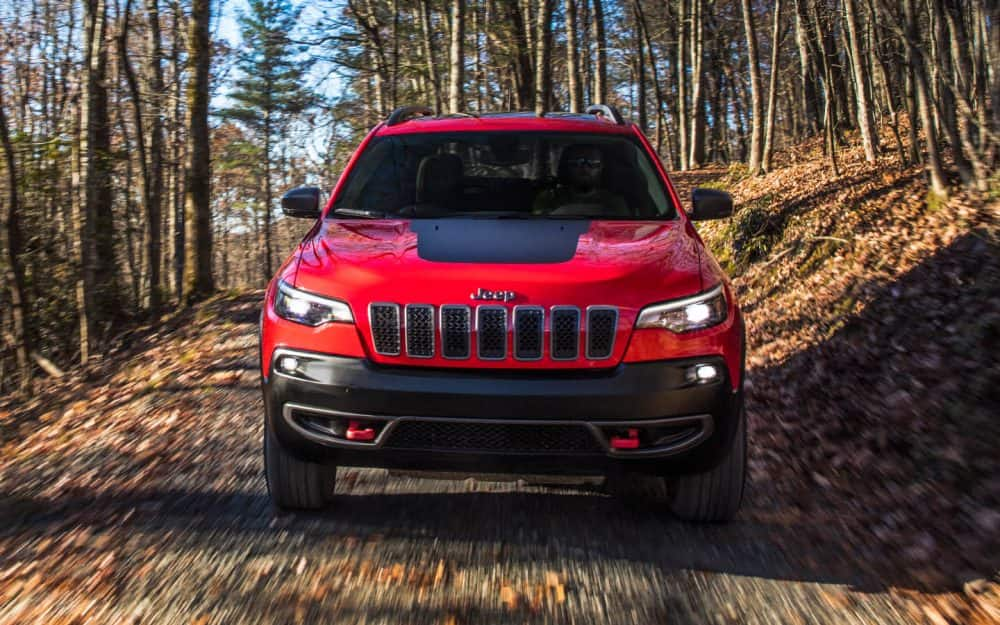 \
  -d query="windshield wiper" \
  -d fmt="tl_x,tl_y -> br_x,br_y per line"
331,207 -> 386,219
